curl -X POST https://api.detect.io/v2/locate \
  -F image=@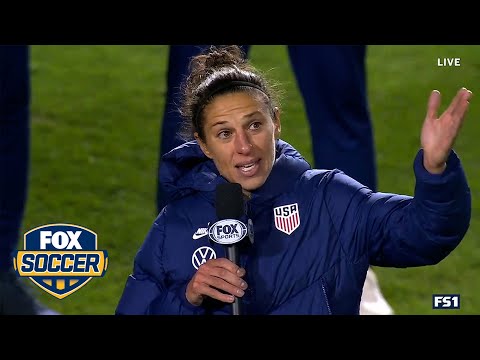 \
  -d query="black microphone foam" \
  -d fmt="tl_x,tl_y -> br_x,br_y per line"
215,182 -> 244,220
